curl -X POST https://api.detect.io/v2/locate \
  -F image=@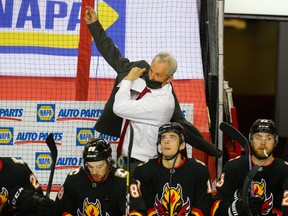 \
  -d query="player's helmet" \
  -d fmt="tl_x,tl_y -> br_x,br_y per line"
83,138 -> 114,172
249,119 -> 278,143
157,122 -> 186,145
